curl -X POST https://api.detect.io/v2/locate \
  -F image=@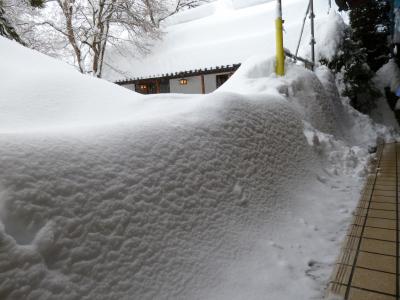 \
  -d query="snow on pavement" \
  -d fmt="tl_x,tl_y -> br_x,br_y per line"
0,13 -> 398,300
